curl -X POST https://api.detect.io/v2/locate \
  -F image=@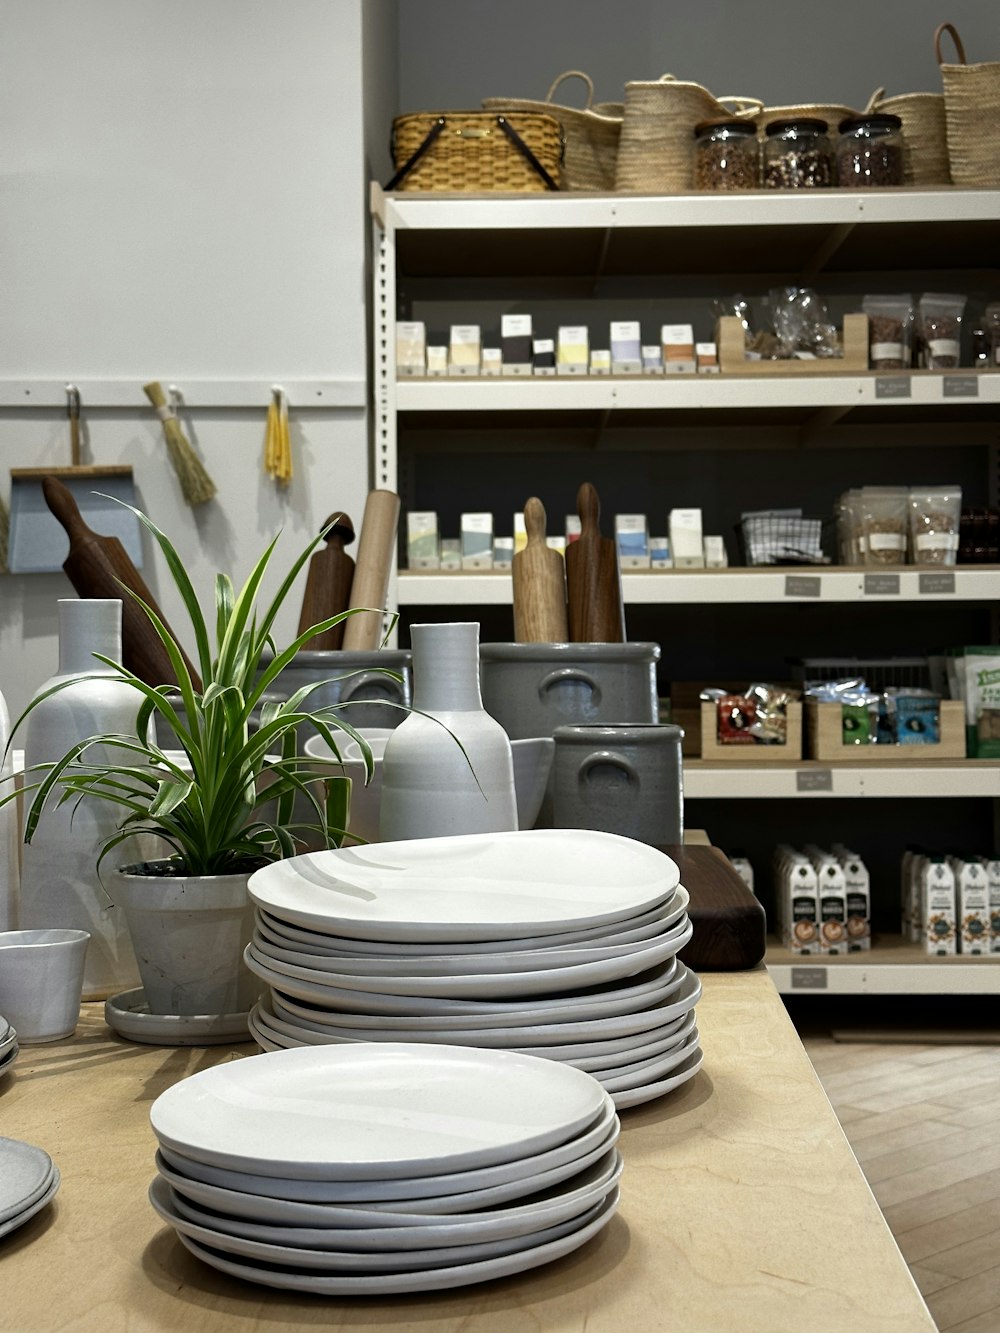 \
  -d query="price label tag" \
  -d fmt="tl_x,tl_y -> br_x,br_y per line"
790,966 -> 828,990
796,769 -> 833,793
943,375 -> 979,399
919,571 -> 956,595
784,575 -> 821,598
875,376 -> 911,399
864,573 -> 900,596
